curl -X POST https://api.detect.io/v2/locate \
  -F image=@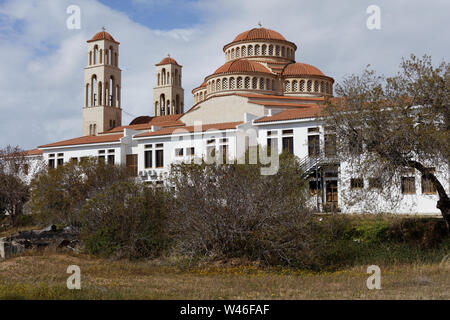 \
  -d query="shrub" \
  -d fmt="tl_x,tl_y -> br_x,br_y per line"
168,153 -> 316,266
30,158 -> 132,229
80,181 -> 169,259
